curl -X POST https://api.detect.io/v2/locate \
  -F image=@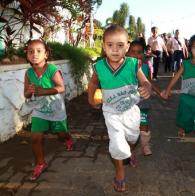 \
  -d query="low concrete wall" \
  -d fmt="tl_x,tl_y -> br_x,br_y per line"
0,60 -> 89,142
